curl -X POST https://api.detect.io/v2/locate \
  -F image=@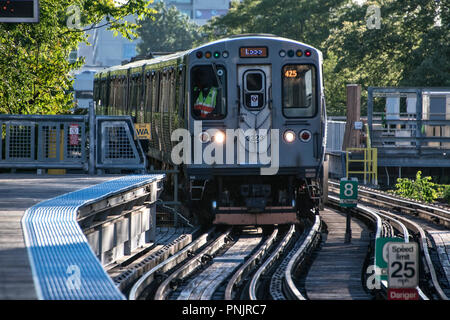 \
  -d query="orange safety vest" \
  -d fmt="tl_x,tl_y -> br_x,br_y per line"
194,87 -> 218,118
